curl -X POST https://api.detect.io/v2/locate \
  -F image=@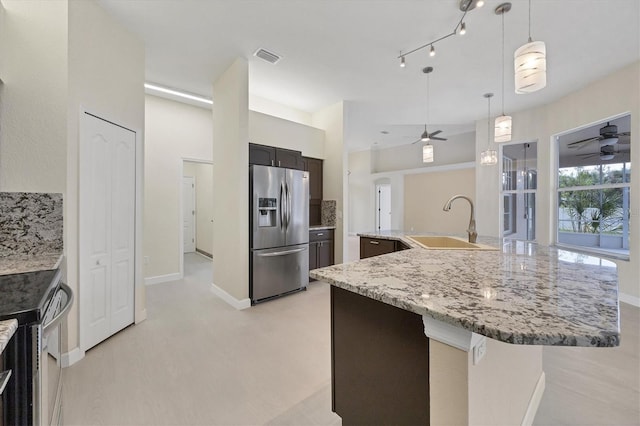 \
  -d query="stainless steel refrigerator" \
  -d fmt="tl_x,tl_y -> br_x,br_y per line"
250,165 -> 309,303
